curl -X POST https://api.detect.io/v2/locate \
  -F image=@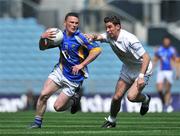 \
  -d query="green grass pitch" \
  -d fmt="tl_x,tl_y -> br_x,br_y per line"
0,111 -> 180,136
